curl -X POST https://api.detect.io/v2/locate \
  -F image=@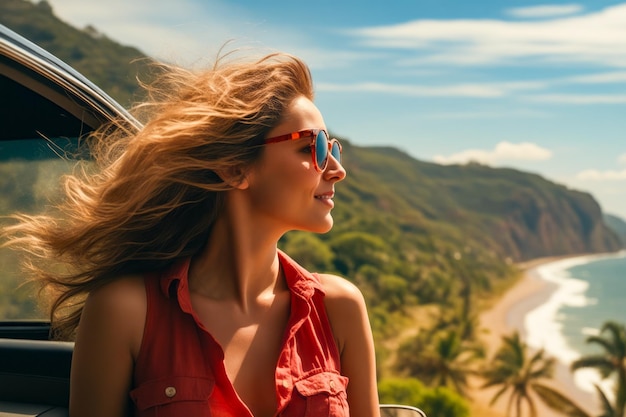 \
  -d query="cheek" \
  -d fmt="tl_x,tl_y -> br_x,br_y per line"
280,161 -> 320,192
249,146 -> 320,194
264,154 -> 315,183
249,161 -> 318,203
